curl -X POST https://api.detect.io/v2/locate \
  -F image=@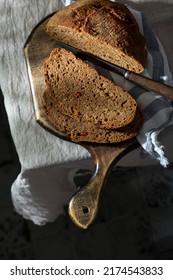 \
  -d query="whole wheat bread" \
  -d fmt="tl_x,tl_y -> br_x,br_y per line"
43,89 -> 143,143
46,0 -> 147,73
44,48 -> 137,129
